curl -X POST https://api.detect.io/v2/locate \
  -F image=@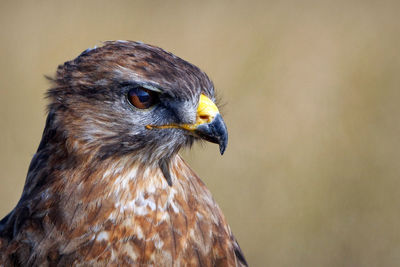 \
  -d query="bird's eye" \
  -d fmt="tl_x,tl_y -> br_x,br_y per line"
127,87 -> 158,109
